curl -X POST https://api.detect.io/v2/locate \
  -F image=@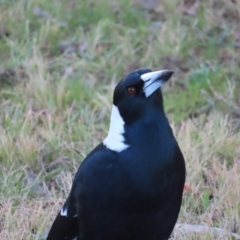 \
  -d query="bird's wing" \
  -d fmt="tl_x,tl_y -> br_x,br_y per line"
46,190 -> 78,240
46,143 -> 105,240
